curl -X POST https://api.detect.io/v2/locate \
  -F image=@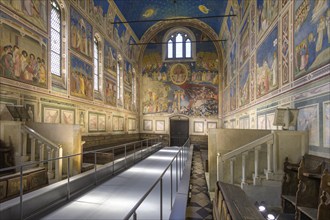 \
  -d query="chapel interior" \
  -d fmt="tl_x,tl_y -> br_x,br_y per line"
0,0 -> 330,220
